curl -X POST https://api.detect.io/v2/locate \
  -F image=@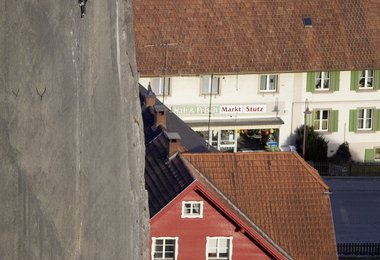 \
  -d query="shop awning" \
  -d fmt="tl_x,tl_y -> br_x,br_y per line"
185,117 -> 284,127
